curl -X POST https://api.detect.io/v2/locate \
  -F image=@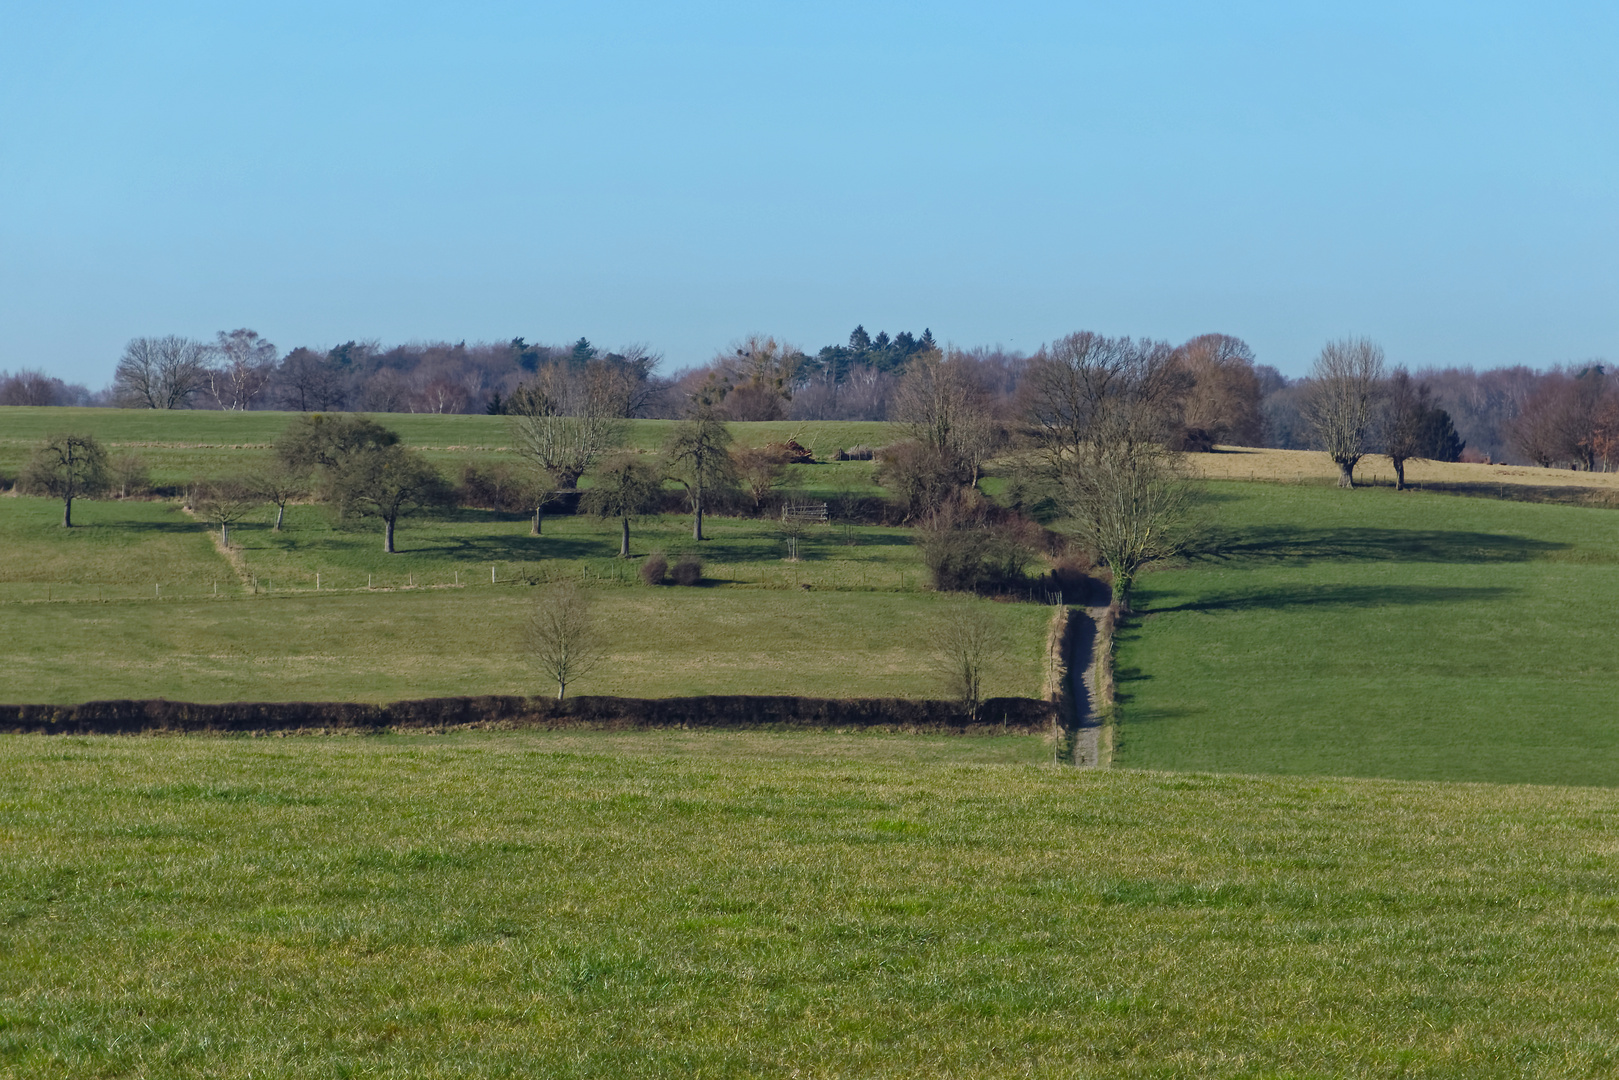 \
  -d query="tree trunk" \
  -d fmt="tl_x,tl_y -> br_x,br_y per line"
62,496 -> 72,528
274,503 -> 285,530
620,517 -> 631,558
533,505 -> 543,535
557,679 -> 566,701
384,517 -> 395,553
1336,460 -> 1355,488
1392,458 -> 1407,490
693,494 -> 704,541
1111,572 -> 1133,614
221,523 -> 229,547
